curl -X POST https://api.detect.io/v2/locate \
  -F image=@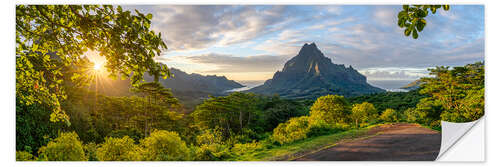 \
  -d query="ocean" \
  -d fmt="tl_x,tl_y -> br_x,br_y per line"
227,80 -> 415,93
367,80 -> 414,92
